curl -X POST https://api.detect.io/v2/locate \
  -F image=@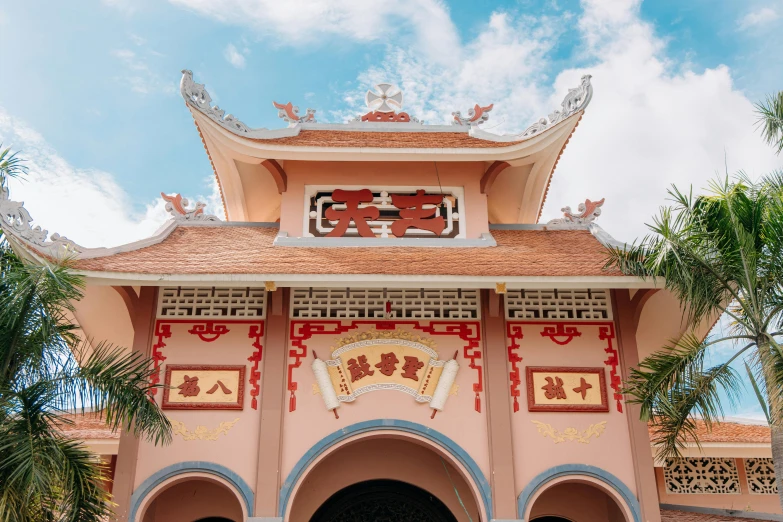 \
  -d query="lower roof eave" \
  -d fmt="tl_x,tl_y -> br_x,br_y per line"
78,270 -> 655,289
